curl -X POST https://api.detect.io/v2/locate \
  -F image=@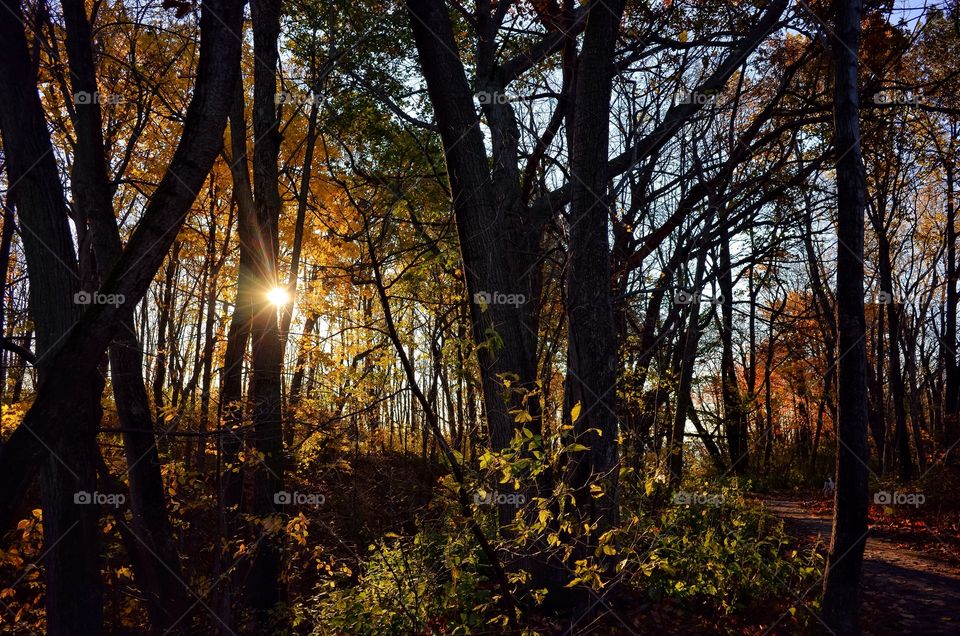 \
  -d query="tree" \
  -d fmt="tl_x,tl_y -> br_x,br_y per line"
821,0 -> 871,630
0,0 -> 245,630
60,0 -> 188,626
244,0 -> 286,619
563,0 -> 626,537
